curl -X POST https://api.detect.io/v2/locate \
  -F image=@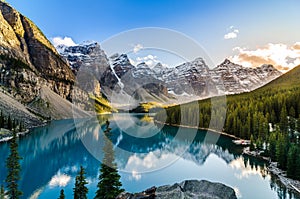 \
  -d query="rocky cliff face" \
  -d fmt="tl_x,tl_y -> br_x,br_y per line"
210,59 -> 282,94
60,46 -> 170,106
59,42 -> 118,96
116,180 -> 237,199
0,1 -> 76,102
59,41 -> 282,106
0,1 -> 89,121
106,54 -> 282,98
